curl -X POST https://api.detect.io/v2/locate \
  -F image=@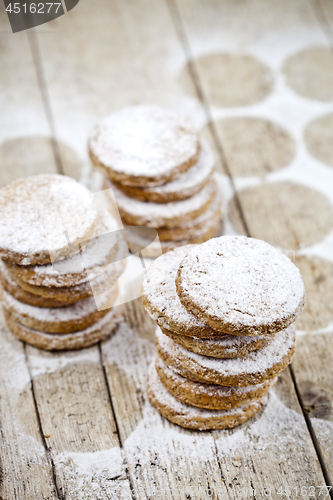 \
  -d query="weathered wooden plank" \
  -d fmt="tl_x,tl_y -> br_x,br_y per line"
26,344 -> 133,500
0,309 -> 59,500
